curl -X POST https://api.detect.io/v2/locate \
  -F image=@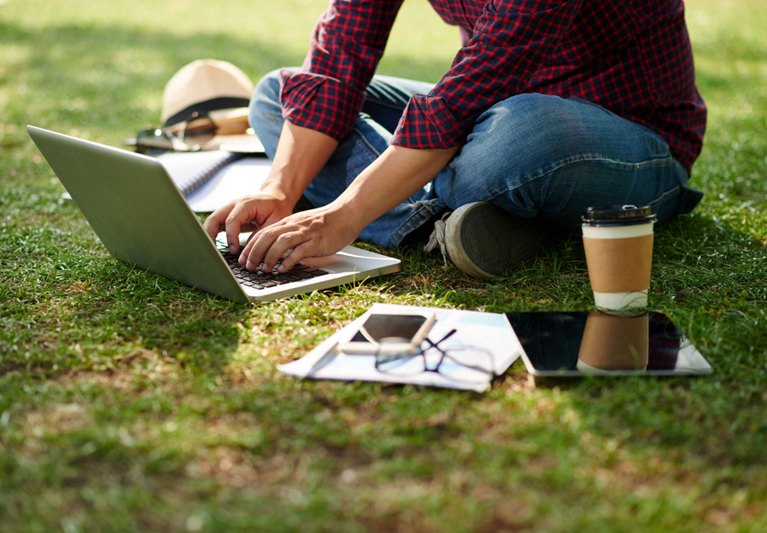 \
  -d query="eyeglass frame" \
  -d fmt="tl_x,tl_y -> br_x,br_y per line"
374,328 -> 497,382
133,110 -> 218,153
